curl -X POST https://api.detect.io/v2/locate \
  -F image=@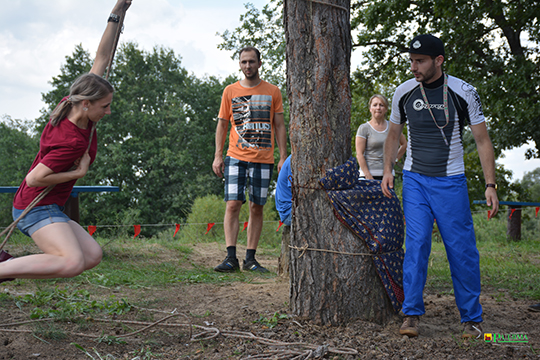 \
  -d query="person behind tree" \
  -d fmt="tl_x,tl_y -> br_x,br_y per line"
355,94 -> 407,180
212,46 -> 287,273
275,154 -> 292,226
381,34 -> 499,339
0,0 -> 132,283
